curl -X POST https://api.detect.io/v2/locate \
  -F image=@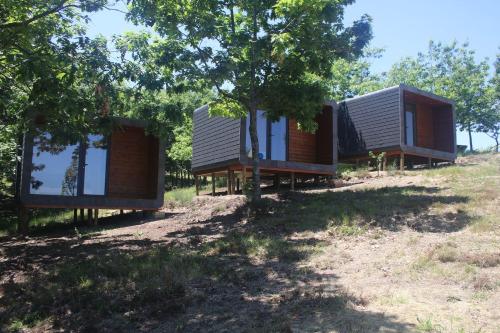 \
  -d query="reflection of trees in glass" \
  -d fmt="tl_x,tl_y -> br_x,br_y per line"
61,146 -> 80,196
30,132 -> 80,196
